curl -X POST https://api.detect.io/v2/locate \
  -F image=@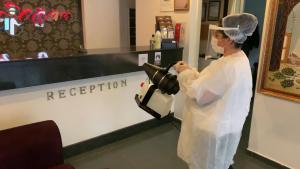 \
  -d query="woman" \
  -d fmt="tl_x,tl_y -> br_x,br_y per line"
174,13 -> 258,169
